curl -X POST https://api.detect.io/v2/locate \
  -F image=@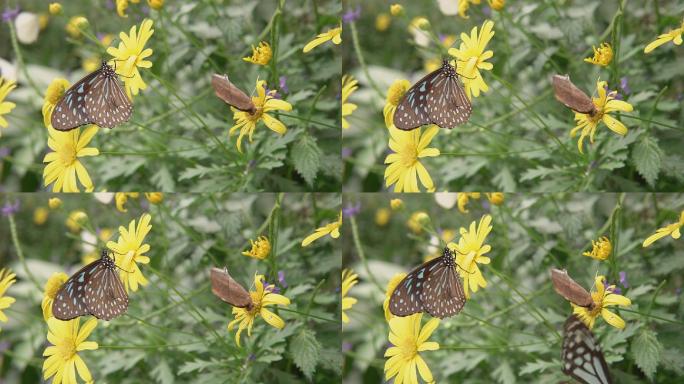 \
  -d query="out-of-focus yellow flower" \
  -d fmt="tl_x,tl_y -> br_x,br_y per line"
407,211 -> 430,234
571,80 -> 633,154
342,74 -> 358,129
301,212 -> 342,246
144,192 -> 163,204
448,19 -> 495,99
227,273 -> 290,346
48,198 -> 63,210
390,4 -> 404,16
584,43 -> 613,67
451,214 -> 493,299
489,0 -> 505,11
243,41 -> 272,66
147,0 -> 164,10
383,272 -> 407,321
376,13 -> 391,31
341,269 -> 358,324
106,213 -> 152,292
38,14 -> 50,30
644,19 -> 684,53
48,3 -> 62,15
42,317 -> 98,384
34,207 -> 49,225
0,77 -> 17,132
115,192 -> 139,212
41,272 -> 68,320
384,313 -> 440,384
242,236 -> 271,260
583,236 -> 612,261
65,16 -> 88,38
303,25 -> 341,53
229,79 -> 292,153
457,192 -> 481,213
458,0 -> 482,19
0,268 -> 17,331
82,56 -> 100,72
384,126 -> 440,192
107,18 -> 154,98
390,199 -> 404,210
572,275 -> 631,329
375,208 -> 391,226
41,78 -> 69,129
486,192 -> 504,206
66,210 -> 88,233
116,0 -> 130,17
383,79 -> 411,129
642,211 -> 684,247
